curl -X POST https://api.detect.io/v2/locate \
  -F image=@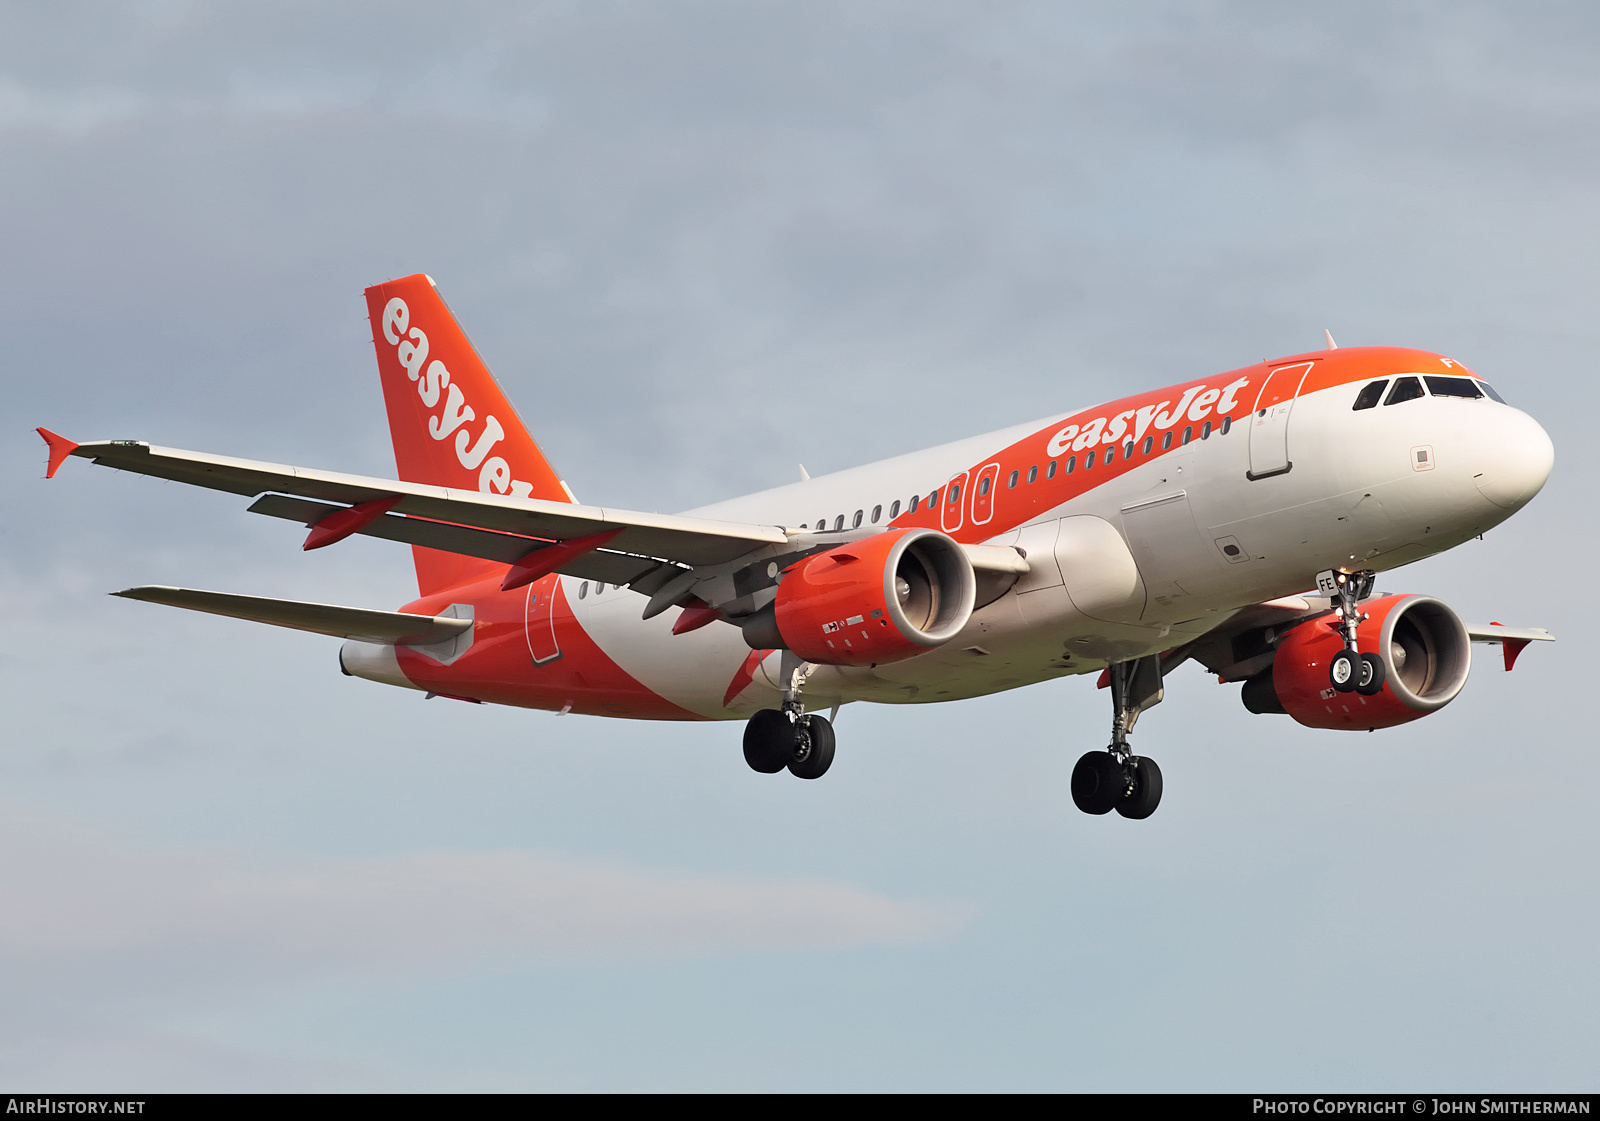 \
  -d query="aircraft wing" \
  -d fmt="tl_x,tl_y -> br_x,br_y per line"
1462,622 -> 1554,645
1173,597 -> 1556,682
46,436 -> 791,571
243,494 -> 664,586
